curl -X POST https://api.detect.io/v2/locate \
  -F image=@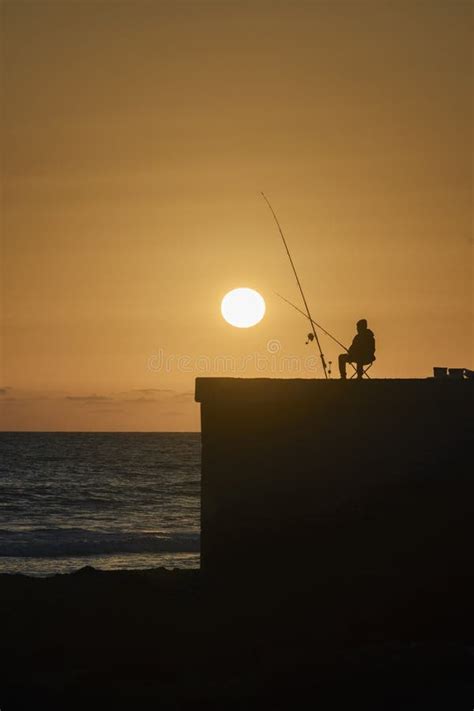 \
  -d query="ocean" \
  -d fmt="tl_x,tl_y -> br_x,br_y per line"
0,432 -> 201,576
